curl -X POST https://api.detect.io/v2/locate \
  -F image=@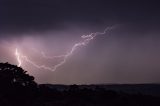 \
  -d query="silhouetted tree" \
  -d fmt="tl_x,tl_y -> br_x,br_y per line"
69,84 -> 79,91
0,63 -> 38,106
0,63 -> 37,89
